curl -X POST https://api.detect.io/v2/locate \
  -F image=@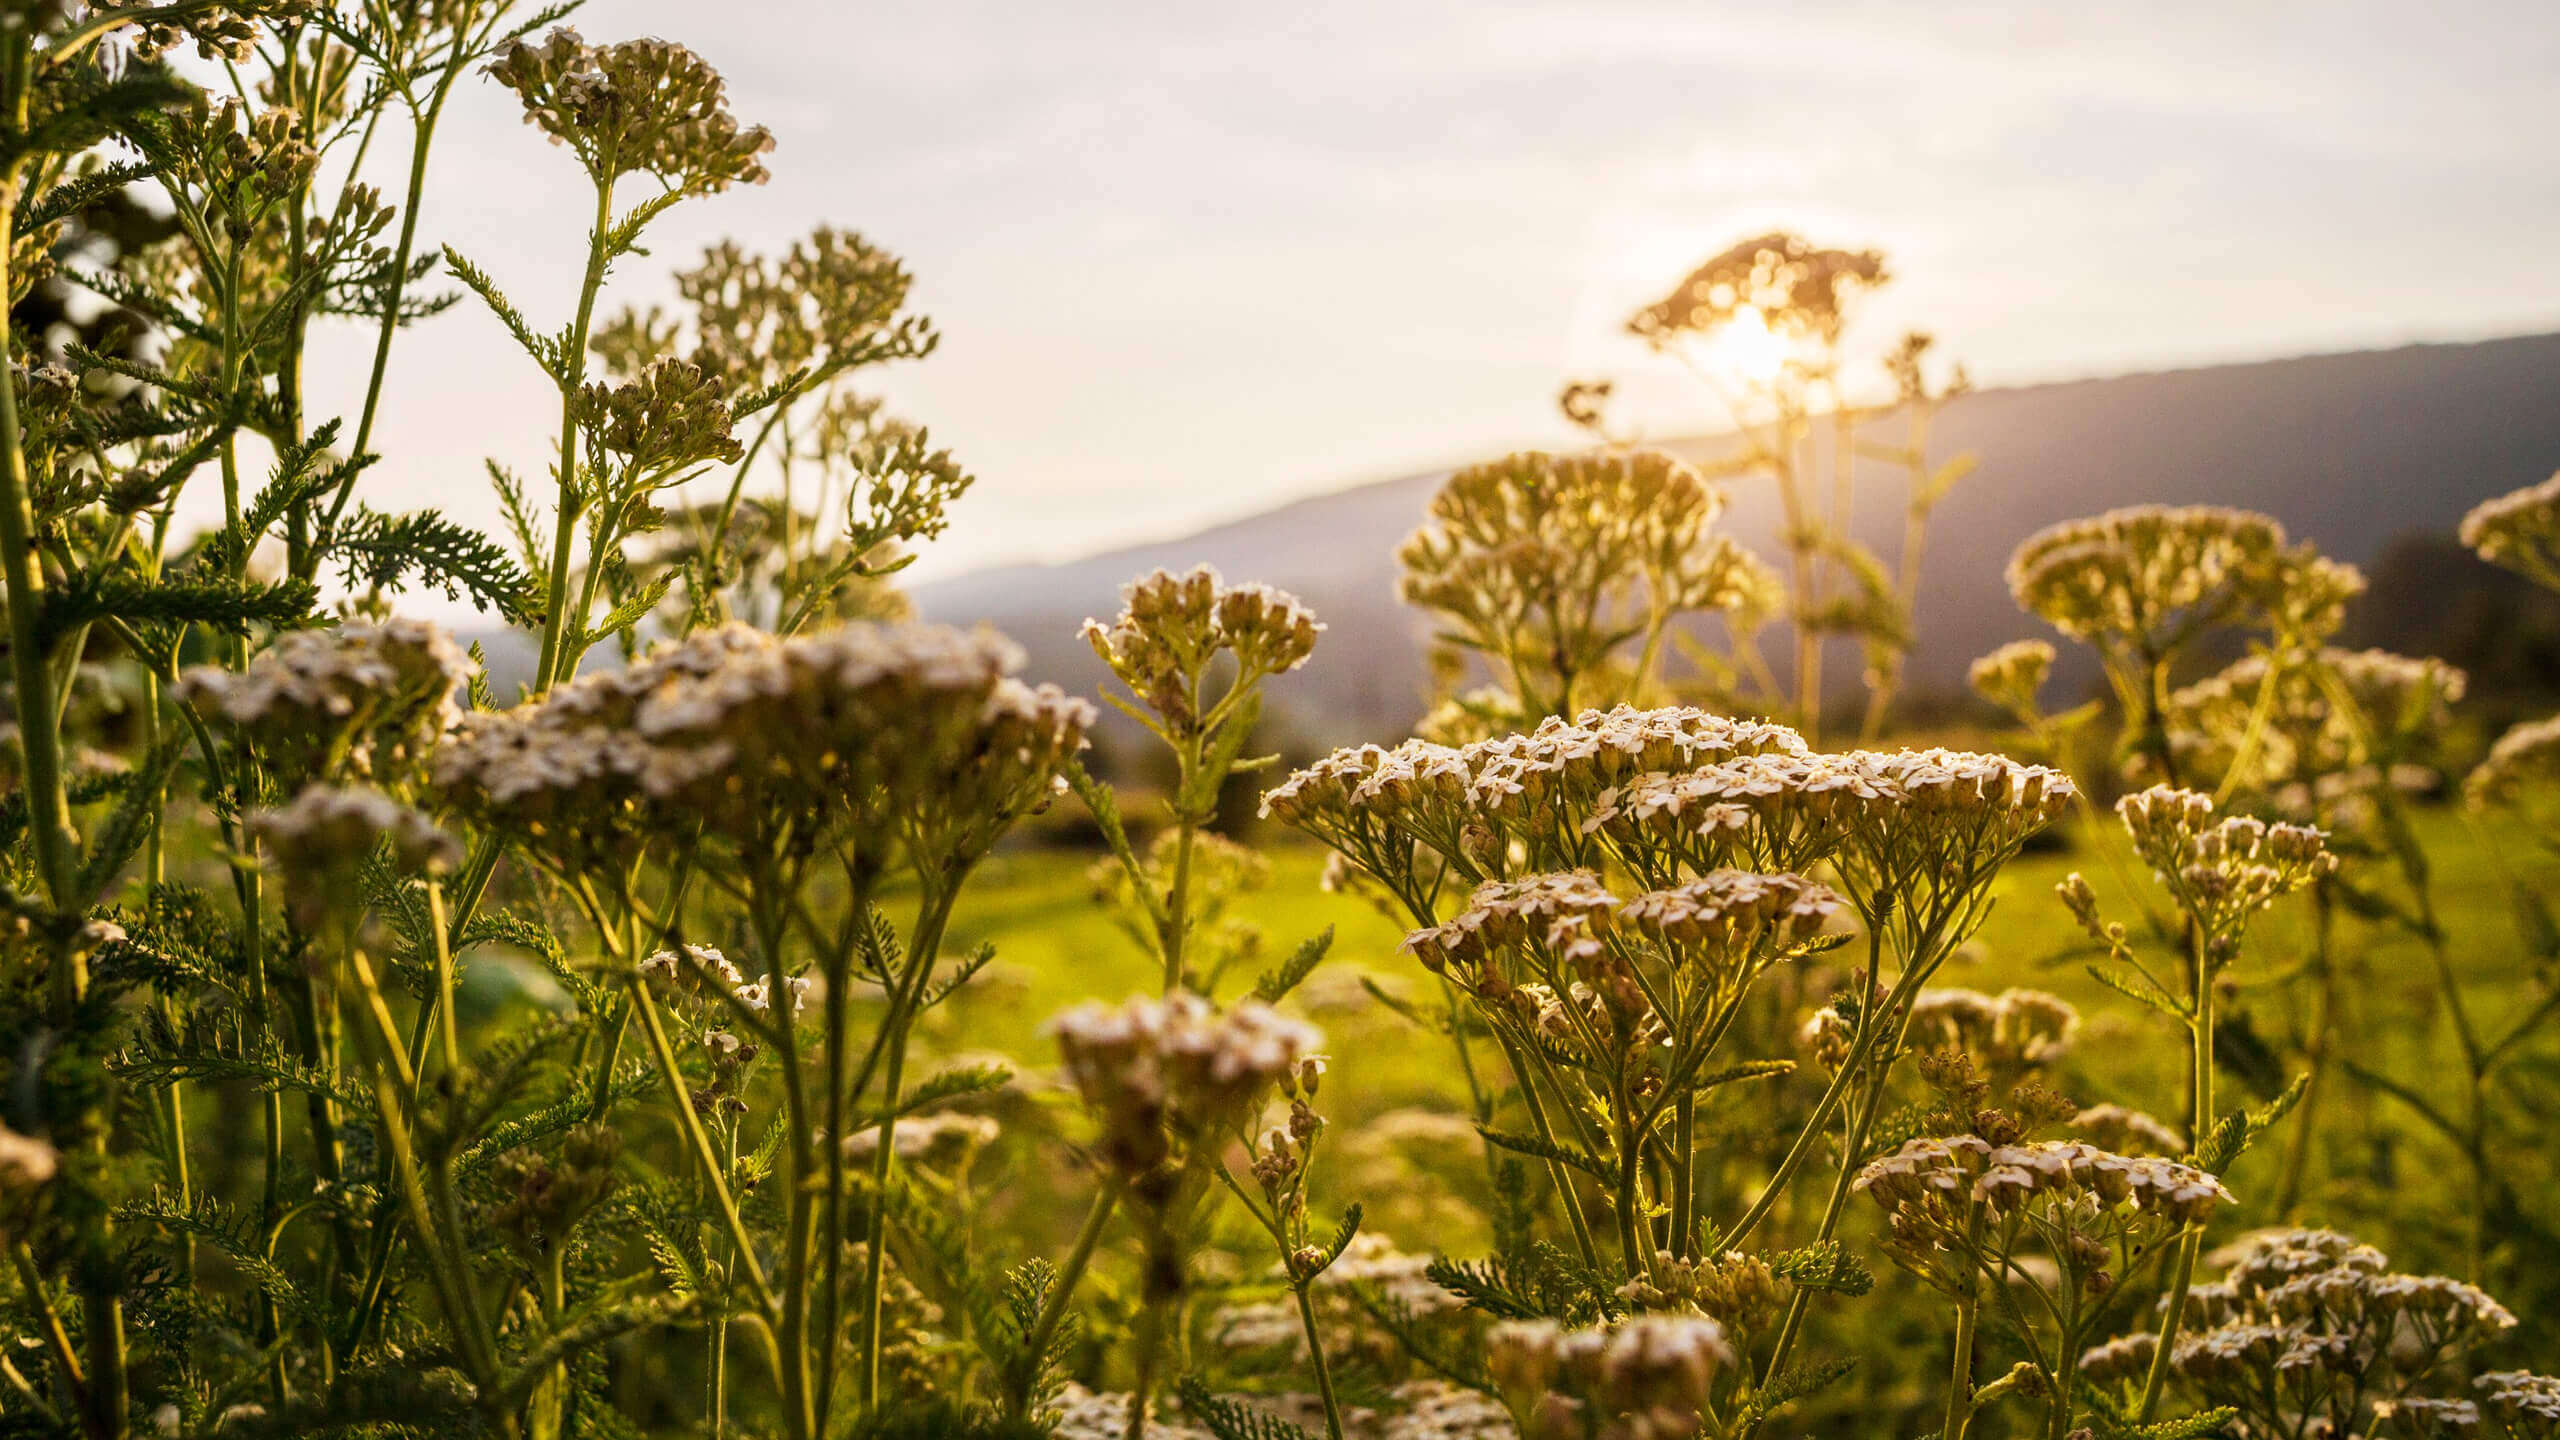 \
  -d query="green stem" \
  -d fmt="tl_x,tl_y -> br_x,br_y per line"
1010,1185 -> 1116,1417
857,886 -> 960,1411
2136,966 -> 2216,1422
1293,1283 -> 1348,1440
531,173 -> 617,693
